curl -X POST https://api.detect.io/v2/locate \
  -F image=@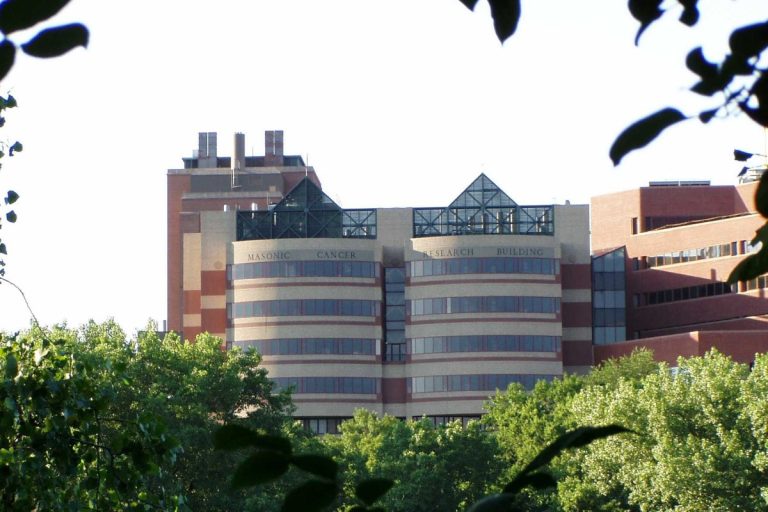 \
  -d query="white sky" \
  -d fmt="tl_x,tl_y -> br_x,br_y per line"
0,0 -> 765,334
